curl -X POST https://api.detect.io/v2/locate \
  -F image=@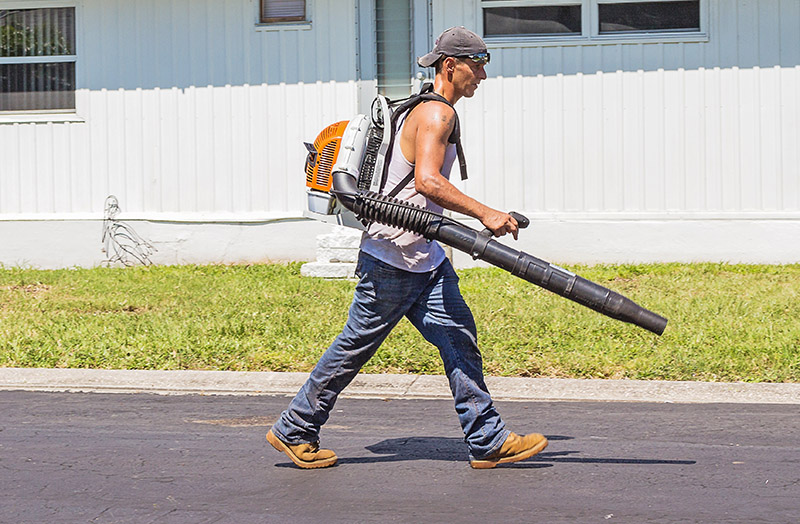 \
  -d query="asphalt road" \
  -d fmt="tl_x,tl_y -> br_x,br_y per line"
1,391 -> 798,523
